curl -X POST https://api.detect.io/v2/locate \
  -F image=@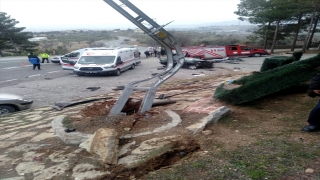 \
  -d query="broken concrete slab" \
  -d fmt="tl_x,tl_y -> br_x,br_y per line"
117,135 -> 181,168
79,128 -> 119,164
186,106 -> 231,134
